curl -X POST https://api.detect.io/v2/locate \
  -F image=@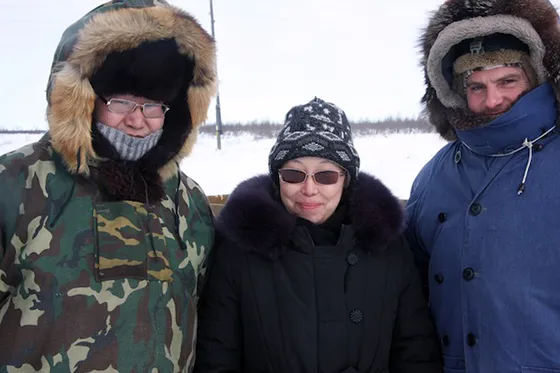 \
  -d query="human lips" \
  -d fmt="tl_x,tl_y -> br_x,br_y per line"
486,111 -> 505,116
298,202 -> 321,210
126,132 -> 147,138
